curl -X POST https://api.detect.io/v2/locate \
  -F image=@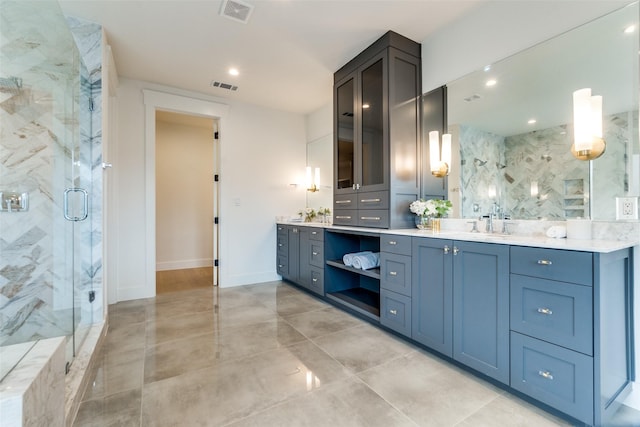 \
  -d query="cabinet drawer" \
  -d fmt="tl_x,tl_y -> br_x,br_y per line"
333,210 -> 358,226
380,234 -> 411,256
357,191 -> 388,210
277,255 -> 288,277
380,289 -> 411,337
511,274 -> 592,355
358,210 -> 390,228
334,194 -> 356,209
380,252 -> 411,297
511,332 -> 593,424
277,234 -> 288,257
510,246 -> 592,286
309,267 -> 324,296
309,241 -> 324,268
309,228 -> 324,241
